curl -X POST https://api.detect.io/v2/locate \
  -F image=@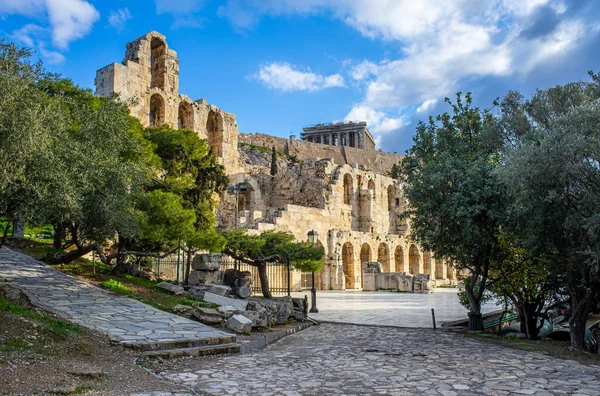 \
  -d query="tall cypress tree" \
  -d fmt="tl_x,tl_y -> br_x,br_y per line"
270,146 -> 278,177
